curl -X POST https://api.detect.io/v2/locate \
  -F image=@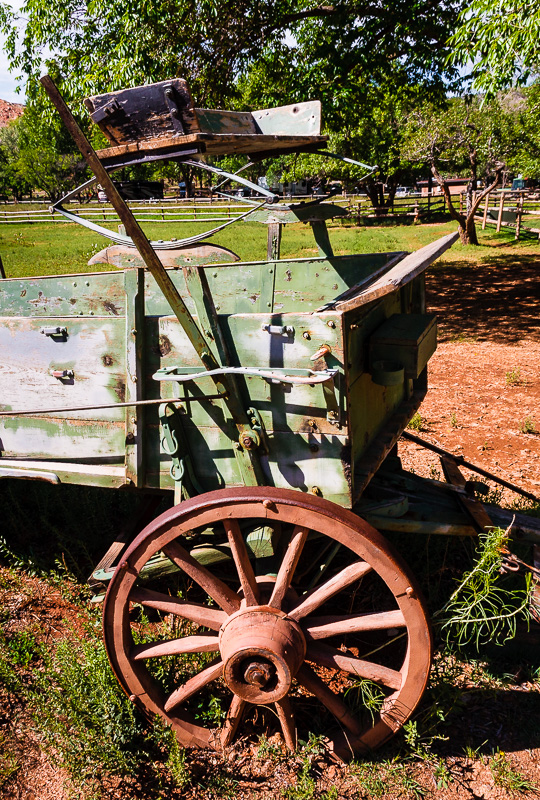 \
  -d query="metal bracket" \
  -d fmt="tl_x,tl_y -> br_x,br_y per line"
159,402 -> 204,502
90,97 -> 123,125
41,326 -> 67,338
52,369 -> 74,380
163,85 -> 185,135
261,324 -> 294,336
